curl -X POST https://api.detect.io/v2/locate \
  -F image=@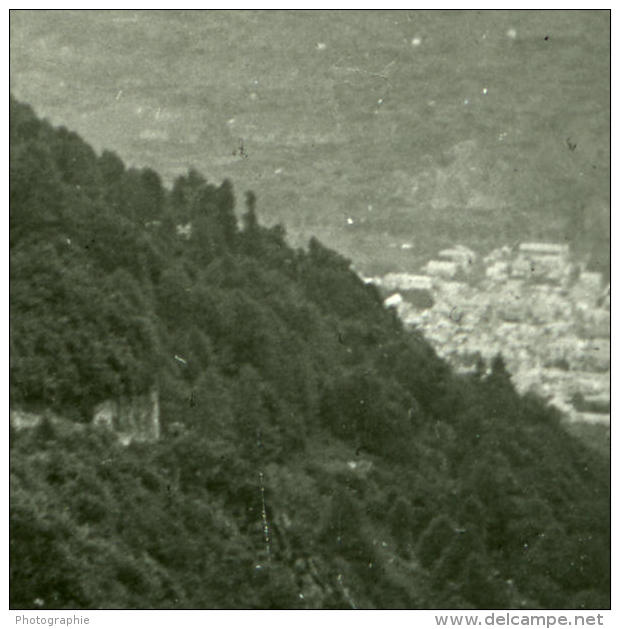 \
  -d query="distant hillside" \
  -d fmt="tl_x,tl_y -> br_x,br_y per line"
10,98 -> 610,610
9,10 -> 610,276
